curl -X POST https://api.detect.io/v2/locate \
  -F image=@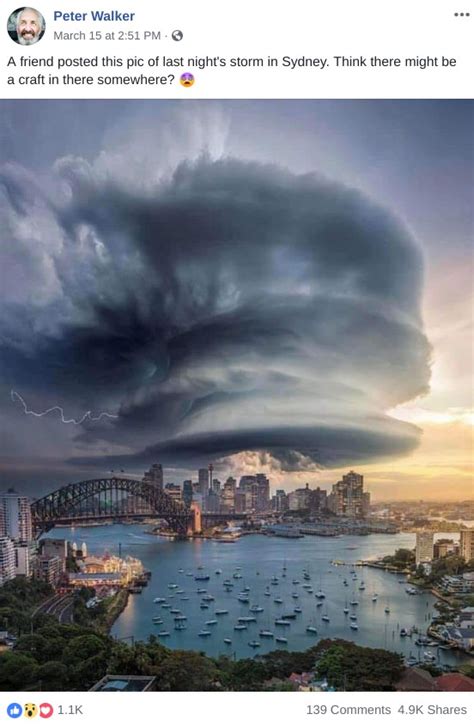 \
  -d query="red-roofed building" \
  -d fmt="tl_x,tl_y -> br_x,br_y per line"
434,673 -> 474,692
288,672 -> 314,686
